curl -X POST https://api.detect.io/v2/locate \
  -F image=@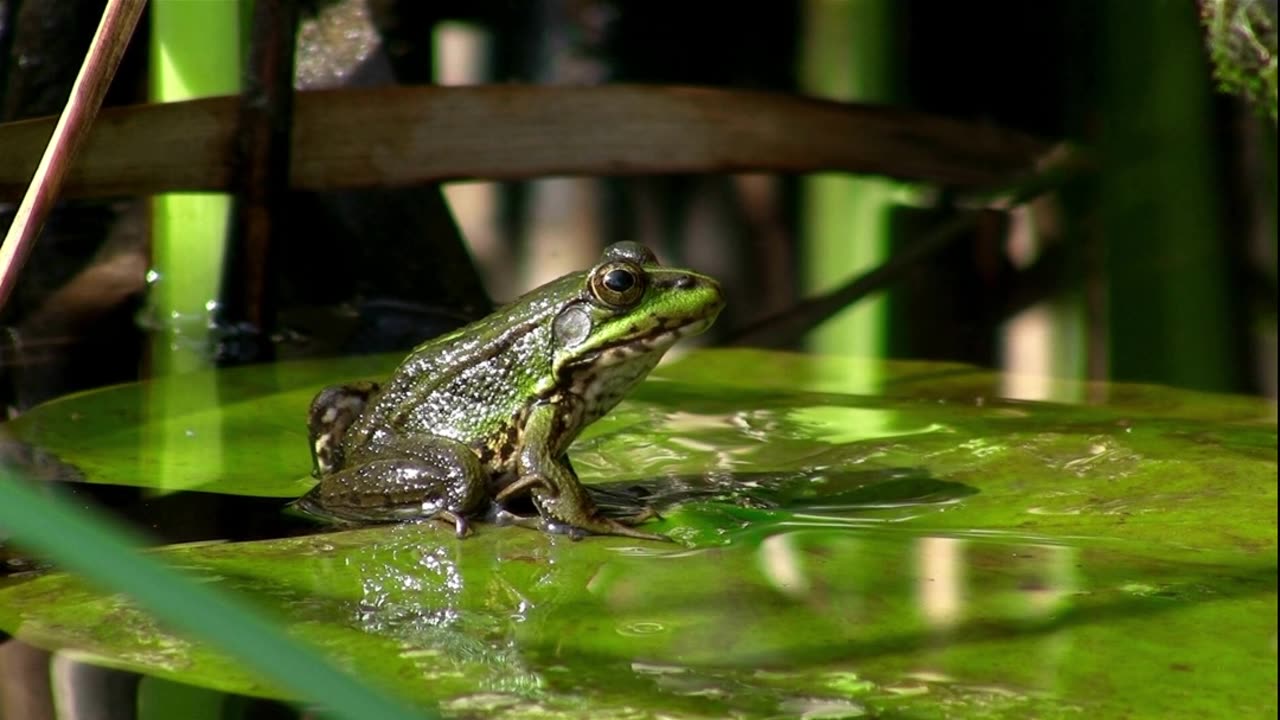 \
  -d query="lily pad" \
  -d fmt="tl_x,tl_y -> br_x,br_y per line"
0,349 -> 1275,719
